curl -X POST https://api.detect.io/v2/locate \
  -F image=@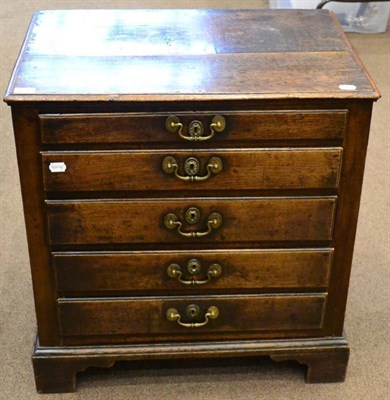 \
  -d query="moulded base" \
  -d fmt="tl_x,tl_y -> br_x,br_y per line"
32,334 -> 349,393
